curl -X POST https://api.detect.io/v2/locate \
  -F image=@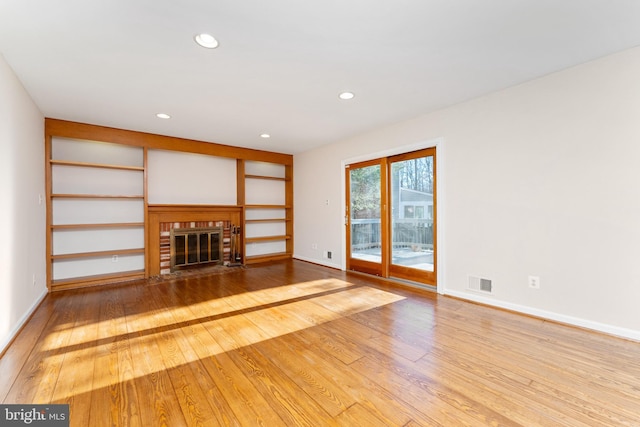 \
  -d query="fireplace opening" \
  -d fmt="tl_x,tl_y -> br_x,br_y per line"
170,226 -> 224,271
